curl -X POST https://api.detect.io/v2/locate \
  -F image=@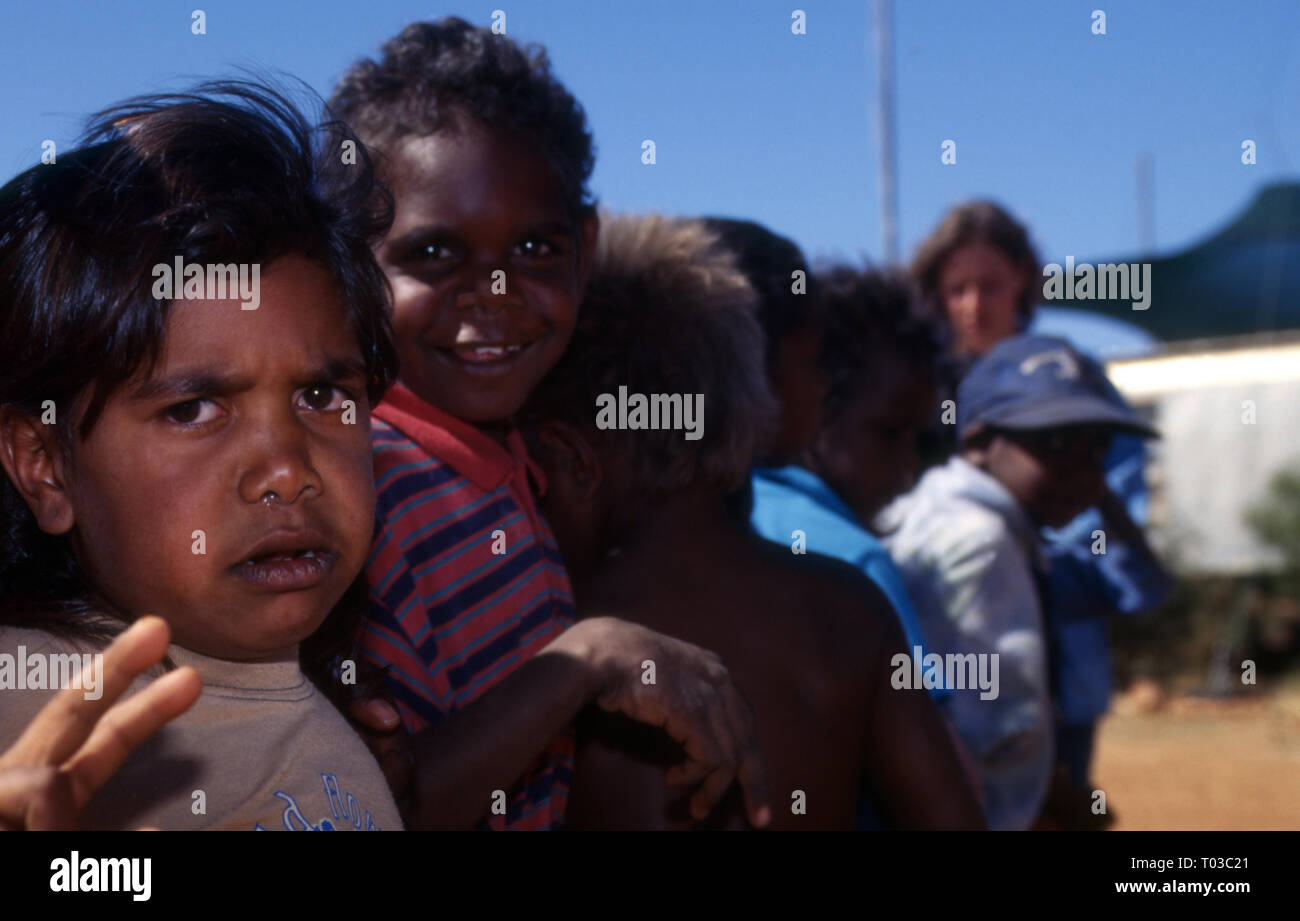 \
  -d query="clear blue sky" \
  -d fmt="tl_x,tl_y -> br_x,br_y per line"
4,0 -> 1298,271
